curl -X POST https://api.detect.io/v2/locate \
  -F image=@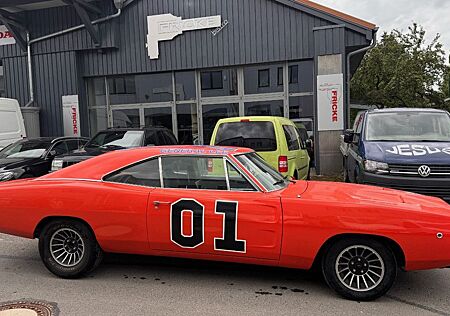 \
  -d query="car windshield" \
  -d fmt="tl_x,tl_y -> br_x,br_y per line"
366,112 -> 450,142
235,152 -> 288,191
0,140 -> 50,158
214,122 -> 277,152
86,131 -> 144,149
